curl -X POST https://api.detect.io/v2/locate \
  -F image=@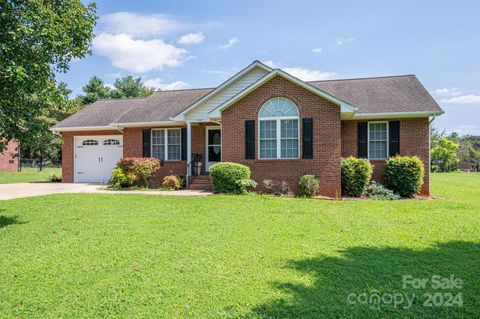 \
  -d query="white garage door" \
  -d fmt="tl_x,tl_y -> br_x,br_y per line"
74,136 -> 123,183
